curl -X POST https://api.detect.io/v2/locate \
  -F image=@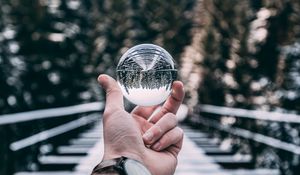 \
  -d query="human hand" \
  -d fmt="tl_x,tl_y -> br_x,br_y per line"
98,74 -> 184,175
